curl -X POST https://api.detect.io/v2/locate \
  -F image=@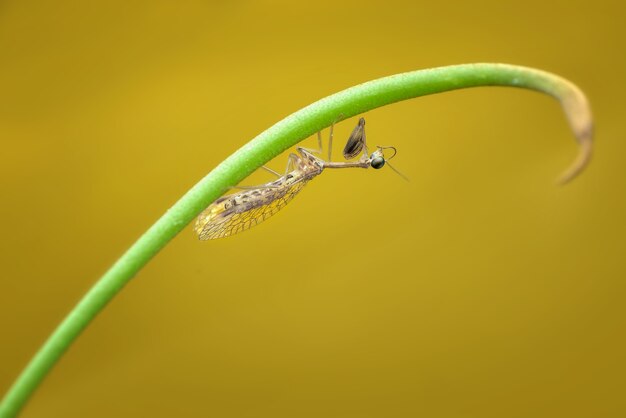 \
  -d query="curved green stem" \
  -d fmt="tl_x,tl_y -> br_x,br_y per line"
0,63 -> 593,417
